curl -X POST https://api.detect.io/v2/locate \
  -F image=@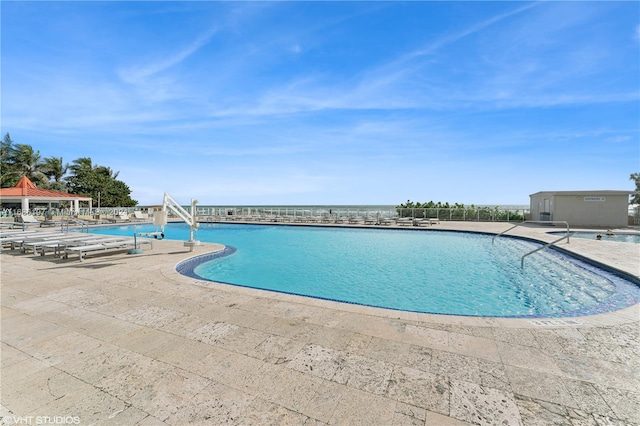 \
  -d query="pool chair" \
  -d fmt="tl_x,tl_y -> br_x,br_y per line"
379,217 -> 396,226
364,217 -> 378,225
63,237 -> 153,262
349,216 -> 365,225
414,217 -> 441,226
4,231 -> 66,251
38,235 -> 105,257
108,212 -> 131,223
21,233 -> 89,255
132,211 -> 147,222
18,214 -> 43,227
0,229 -> 39,238
396,217 -> 413,226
